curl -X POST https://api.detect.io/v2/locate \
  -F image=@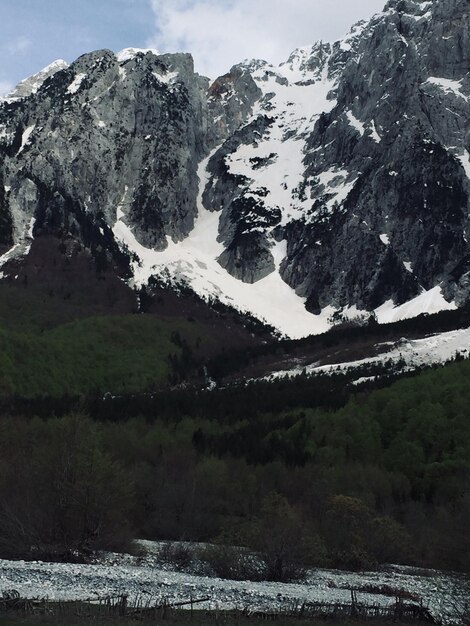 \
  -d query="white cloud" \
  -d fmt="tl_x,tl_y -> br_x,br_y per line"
7,36 -> 33,56
147,0 -> 385,78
